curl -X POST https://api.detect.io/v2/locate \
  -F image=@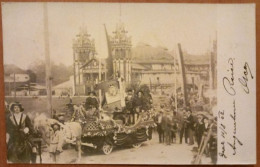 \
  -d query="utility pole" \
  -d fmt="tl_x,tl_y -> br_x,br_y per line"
174,53 -> 178,112
98,55 -> 102,110
178,44 -> 188,107
43,3 -> 53,117
73,52 -> 76,96
13,73 -> 16,100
